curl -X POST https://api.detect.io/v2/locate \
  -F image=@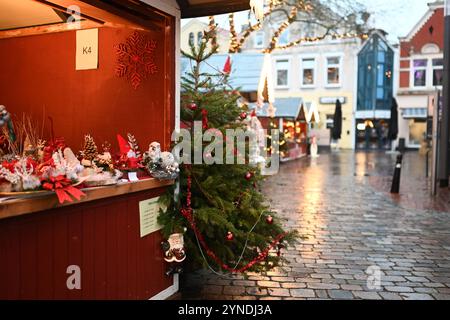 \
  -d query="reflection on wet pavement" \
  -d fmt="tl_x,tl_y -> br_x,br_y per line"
182,151 -> 450,300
